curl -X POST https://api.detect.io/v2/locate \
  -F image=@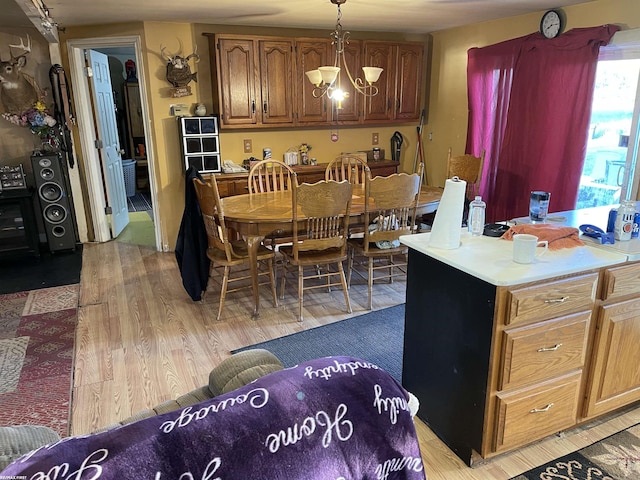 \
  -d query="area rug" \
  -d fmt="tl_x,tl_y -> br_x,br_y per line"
511,423 -> 640,480
232,304 -> 404,383
0,285 -> 79,438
